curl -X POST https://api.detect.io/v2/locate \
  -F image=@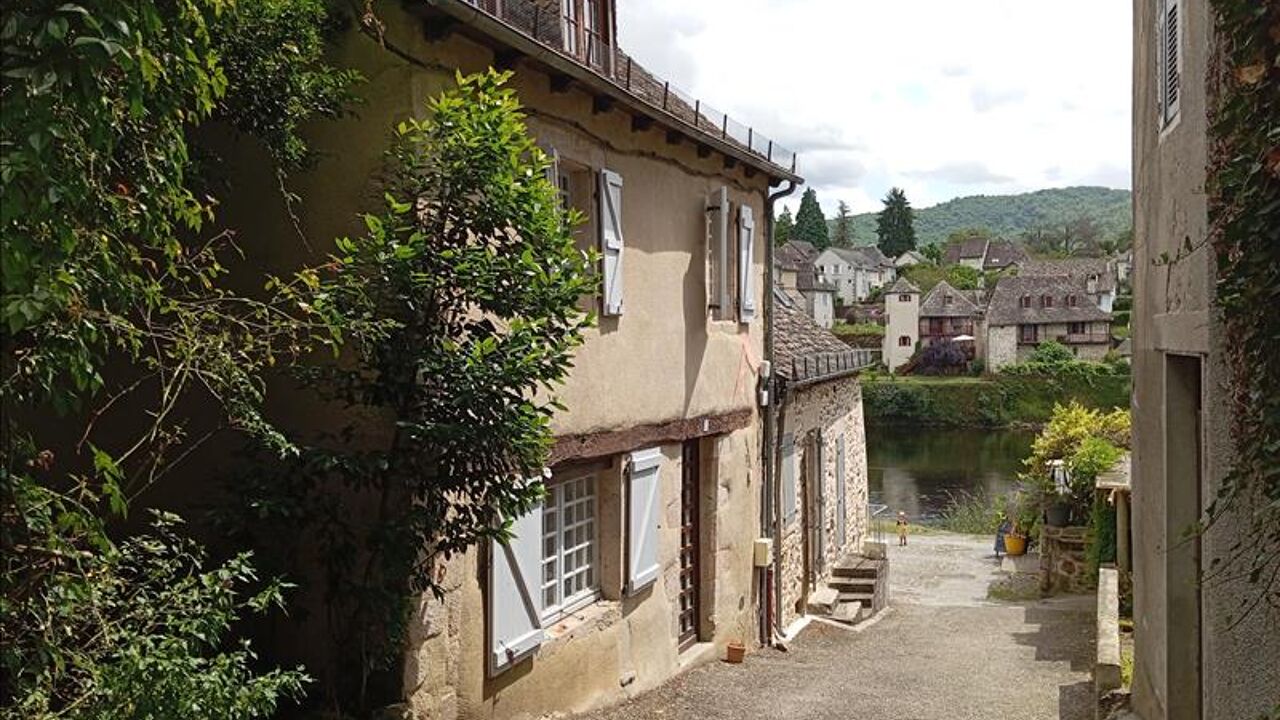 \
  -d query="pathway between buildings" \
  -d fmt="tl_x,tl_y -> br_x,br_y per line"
574,532 -> 1096,720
